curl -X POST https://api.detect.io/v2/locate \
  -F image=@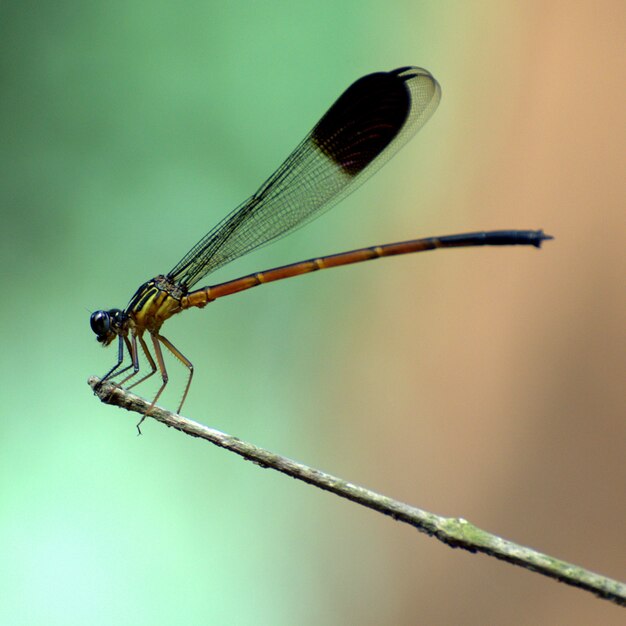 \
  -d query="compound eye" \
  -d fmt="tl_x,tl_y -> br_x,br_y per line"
90,310 -> 110,337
